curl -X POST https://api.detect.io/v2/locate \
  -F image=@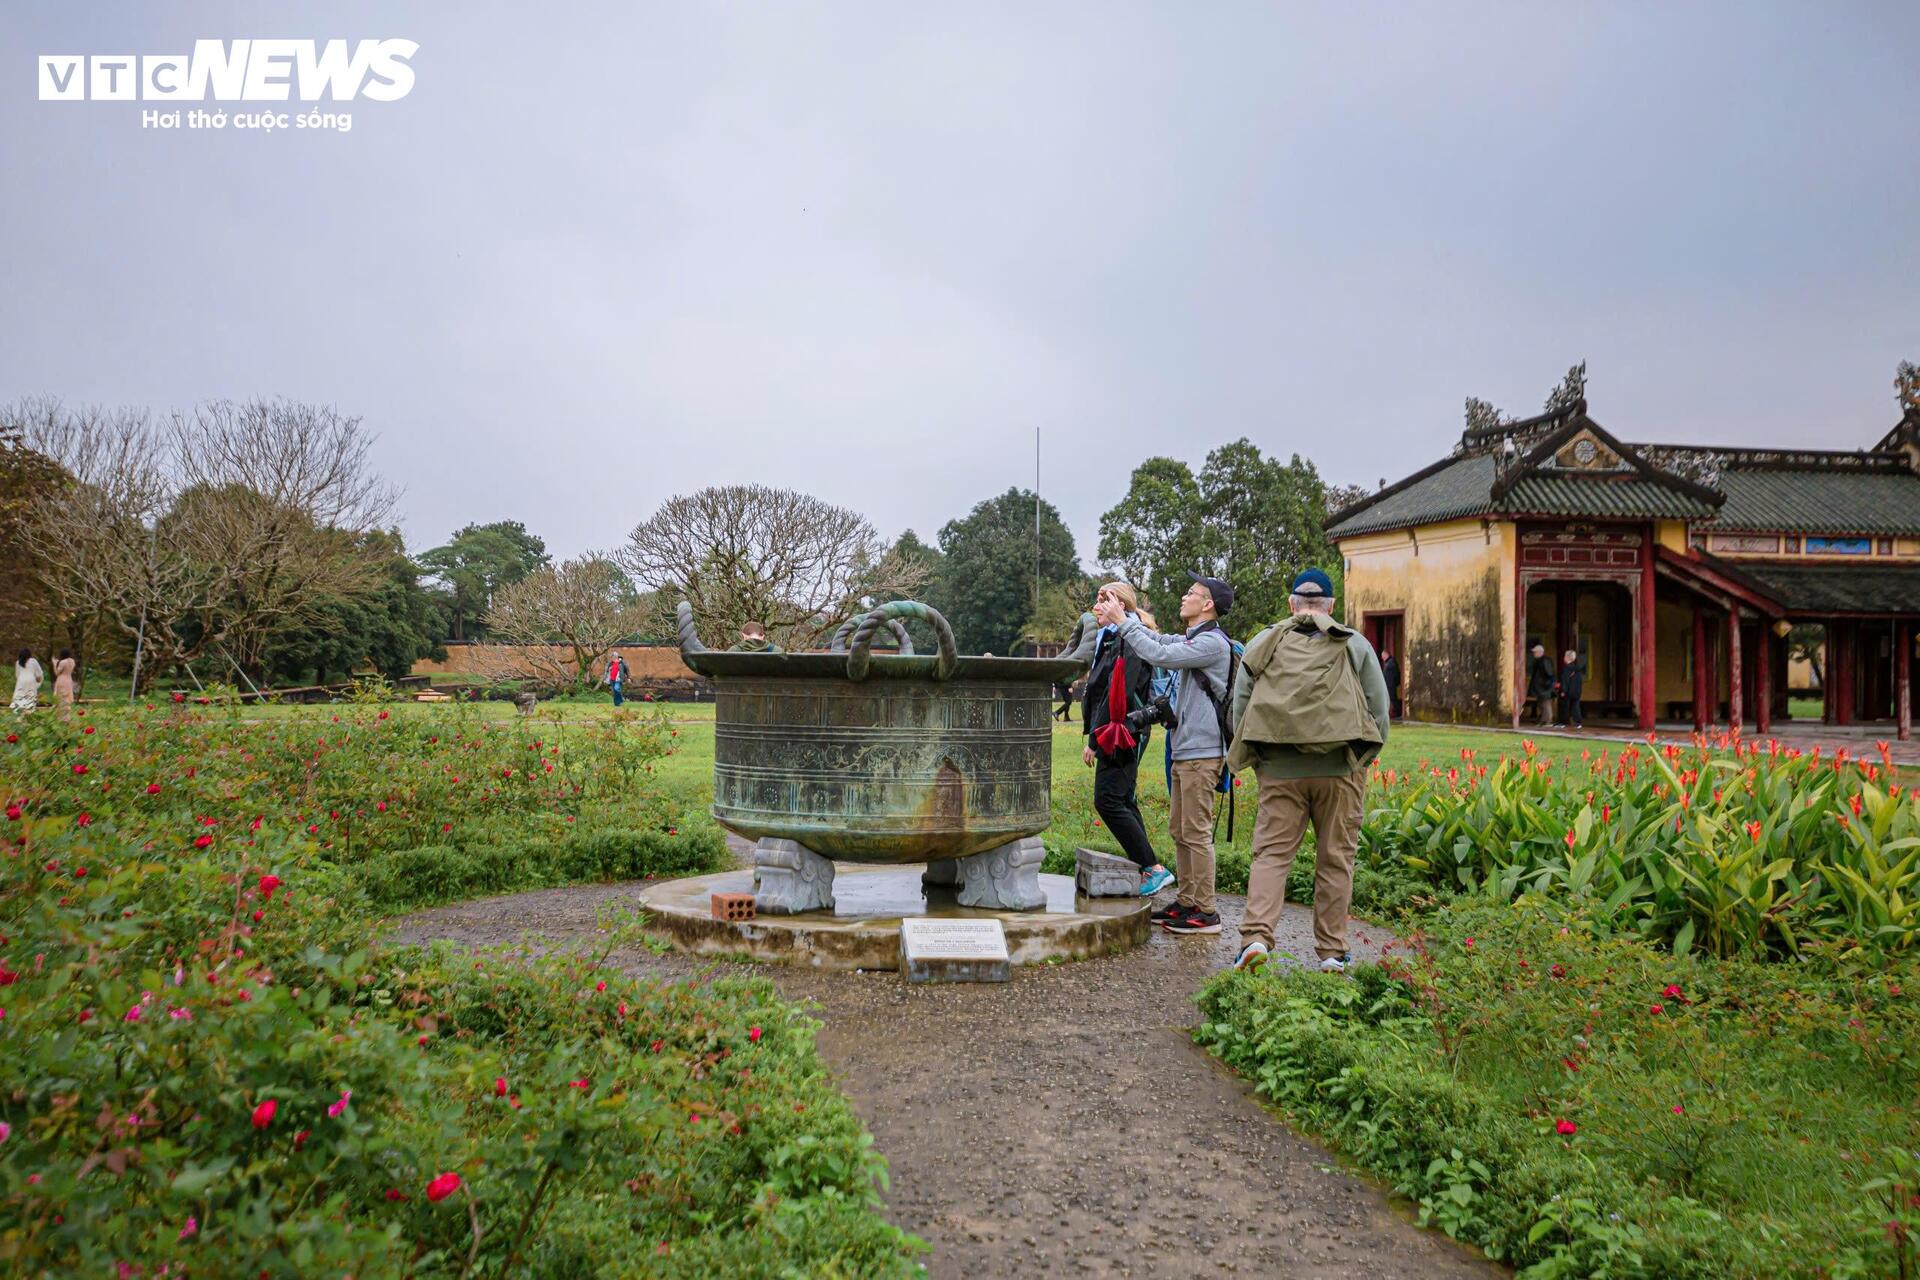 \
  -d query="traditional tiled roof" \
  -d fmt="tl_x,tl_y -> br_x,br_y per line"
1732,562 -> 1920,615
1707,467 -> 1920,537
1327,407 -> 1720,538
1331,405 -> 1920,542
1499,474 -> 1719,521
